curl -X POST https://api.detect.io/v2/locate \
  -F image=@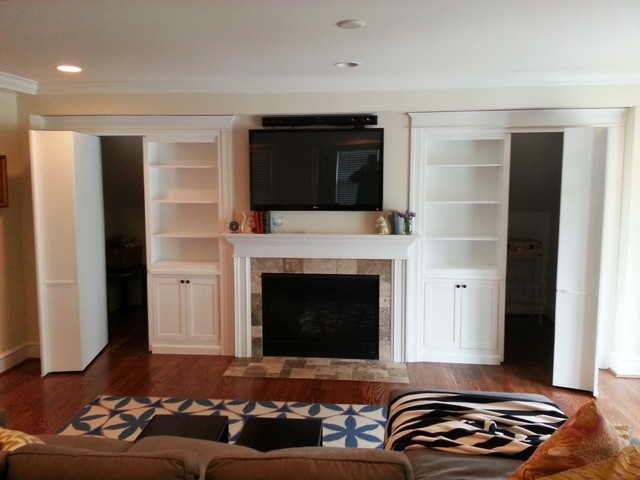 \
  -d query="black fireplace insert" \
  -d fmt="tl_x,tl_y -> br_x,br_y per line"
261,273 -> 379,360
